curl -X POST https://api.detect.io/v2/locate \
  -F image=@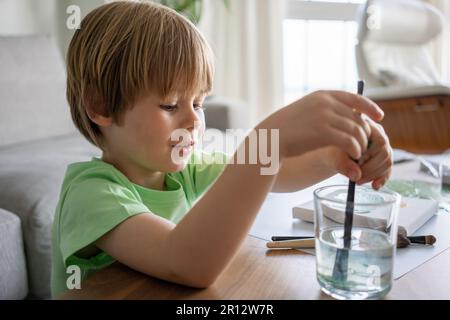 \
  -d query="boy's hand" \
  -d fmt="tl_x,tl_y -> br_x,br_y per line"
356,120 -> 393,189
328,119 -> 393,190
261,90 -> 384,161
